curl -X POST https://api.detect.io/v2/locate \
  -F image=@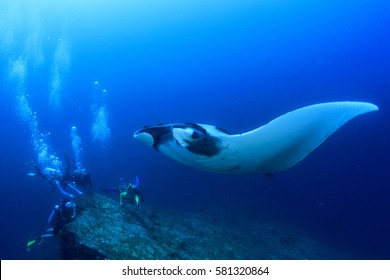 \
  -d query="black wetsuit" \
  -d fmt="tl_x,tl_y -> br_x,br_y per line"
51,201 -> 77,236
72,172 -> 93,193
